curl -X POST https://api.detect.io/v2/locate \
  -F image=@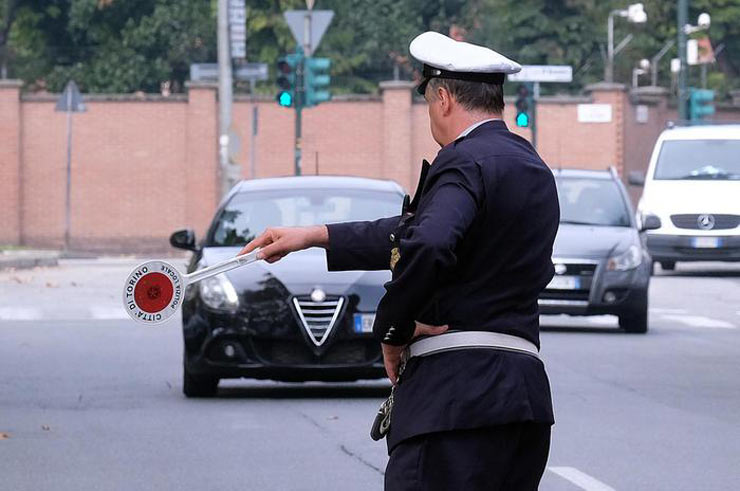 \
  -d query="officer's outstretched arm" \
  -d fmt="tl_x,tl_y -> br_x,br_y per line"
373,156 -> 482,346
324,216 -> 401,271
